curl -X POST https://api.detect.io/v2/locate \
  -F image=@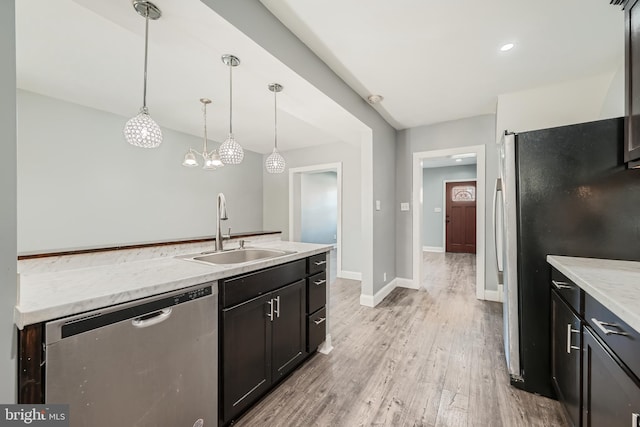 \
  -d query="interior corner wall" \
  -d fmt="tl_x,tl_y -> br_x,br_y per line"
396,114 -> 498,290
262,142 -> 361,273
203,0 -> 397,296
0,0 -> 17,403
423,165 -> 477,248
495,71 -> 617,143
17,90 -> 264,254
